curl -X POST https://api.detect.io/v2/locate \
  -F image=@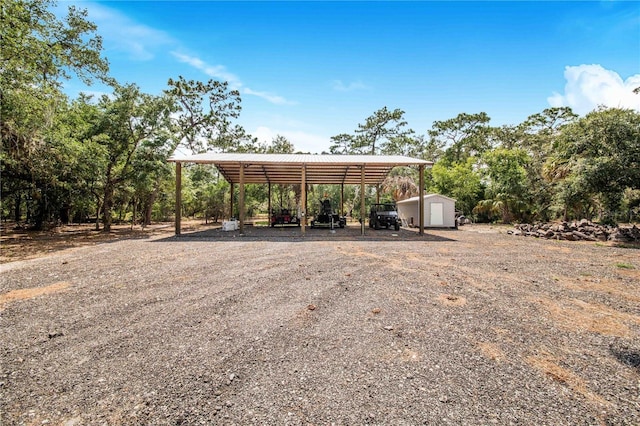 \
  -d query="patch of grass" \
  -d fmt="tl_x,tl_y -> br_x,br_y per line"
594,242 -> 640,250
615,262 -> 635,269
612,242 -> 640,250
